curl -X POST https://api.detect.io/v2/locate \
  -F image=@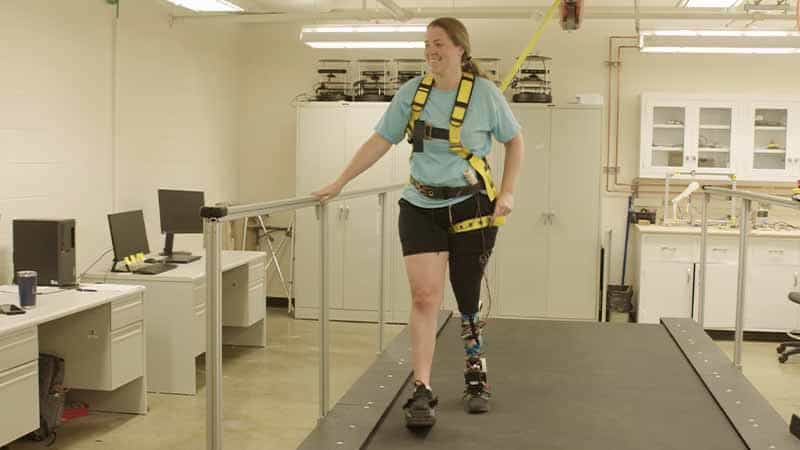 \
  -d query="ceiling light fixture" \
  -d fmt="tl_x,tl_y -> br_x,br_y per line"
640,29 -> 800,54
164,0 -> 242,12
300,24 -> 426,49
